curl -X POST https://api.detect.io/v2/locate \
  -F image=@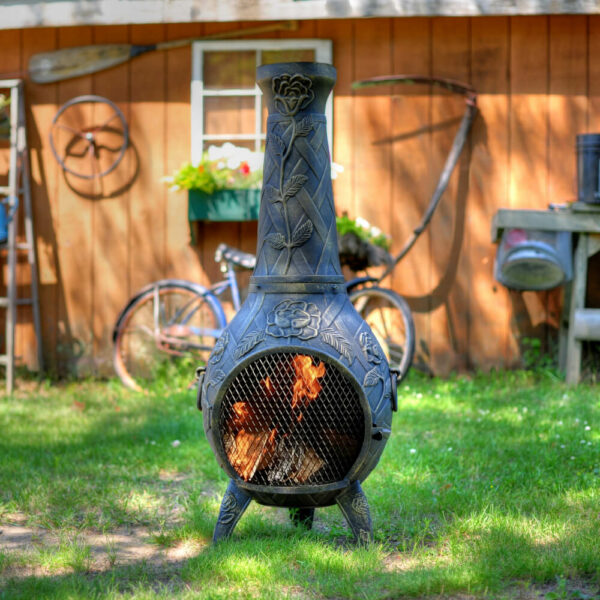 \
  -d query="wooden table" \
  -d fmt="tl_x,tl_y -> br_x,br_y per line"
492,203 -> 600,384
